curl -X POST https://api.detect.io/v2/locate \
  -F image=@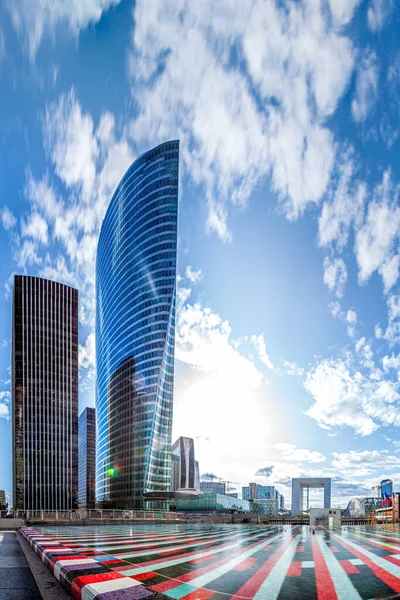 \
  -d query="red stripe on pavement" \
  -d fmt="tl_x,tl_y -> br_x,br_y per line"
231,535 -> 298,599
132,572 -> 159,581
339,560 -> 359,574
233,557 -> 257,571
181,588 -> 215,599
189,554 -> 216,564
311,534 -> 338,600
331,533 -> 400,595
287,561 -> 302,577
71,572 -> 124,600
330,546 -> 340,553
